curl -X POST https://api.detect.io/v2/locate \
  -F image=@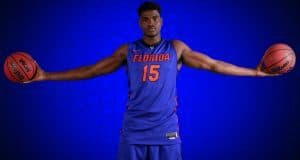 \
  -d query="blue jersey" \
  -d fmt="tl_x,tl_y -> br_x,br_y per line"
120,39 -> 180,145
